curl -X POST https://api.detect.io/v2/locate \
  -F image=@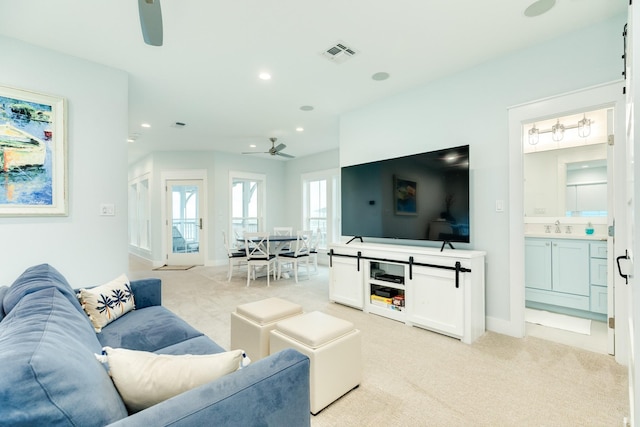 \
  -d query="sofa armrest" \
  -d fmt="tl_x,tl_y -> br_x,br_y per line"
130,278 -> 161,309
106,348 -> 310,427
